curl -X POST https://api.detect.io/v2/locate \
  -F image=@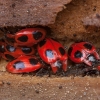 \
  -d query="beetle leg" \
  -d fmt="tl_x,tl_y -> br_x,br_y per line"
50,63 -> 58,73
93,51 -> 100,60
83,59 -> 92,66
62,59 -> 67,72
